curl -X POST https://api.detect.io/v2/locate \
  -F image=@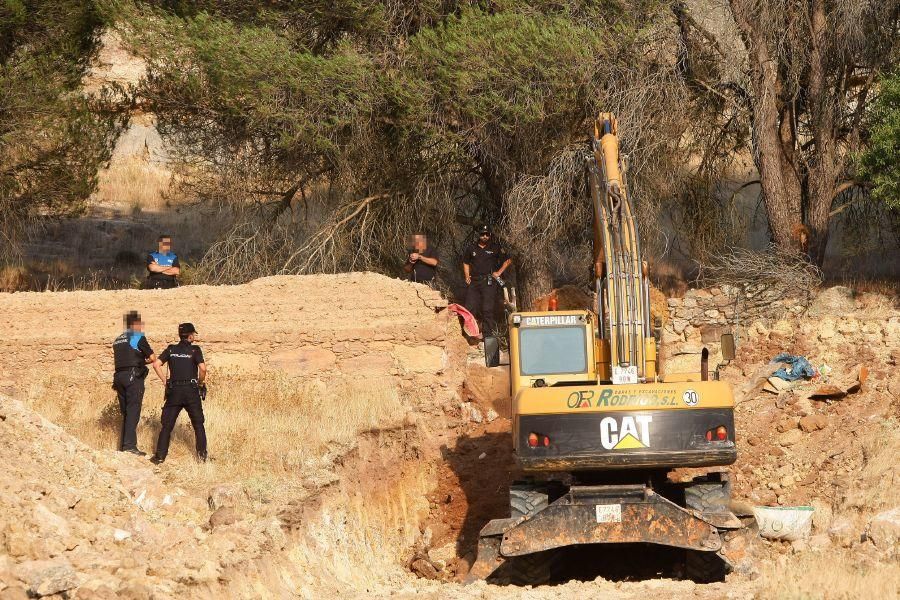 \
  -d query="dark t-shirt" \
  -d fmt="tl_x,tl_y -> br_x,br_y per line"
463,242 -> 508,277
113,330 -> 154,370
146,251 -> 180,285
159,341 -> 204,381
408,247 -> 438,283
